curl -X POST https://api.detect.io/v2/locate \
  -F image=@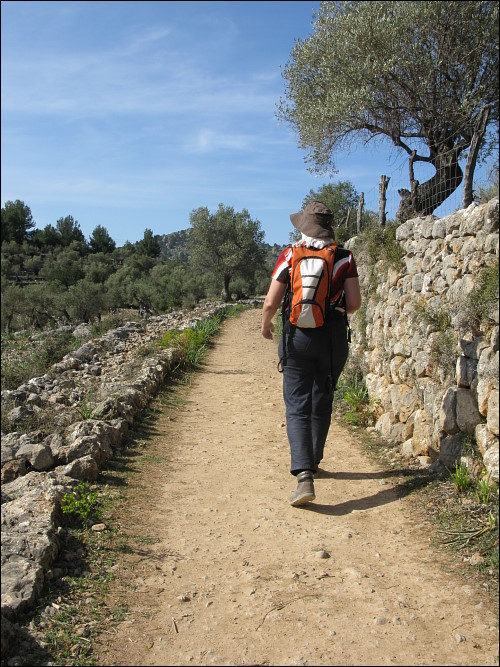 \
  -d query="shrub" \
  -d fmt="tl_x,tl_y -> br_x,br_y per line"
60,483 -> 100,527
458,260 -> 499,335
